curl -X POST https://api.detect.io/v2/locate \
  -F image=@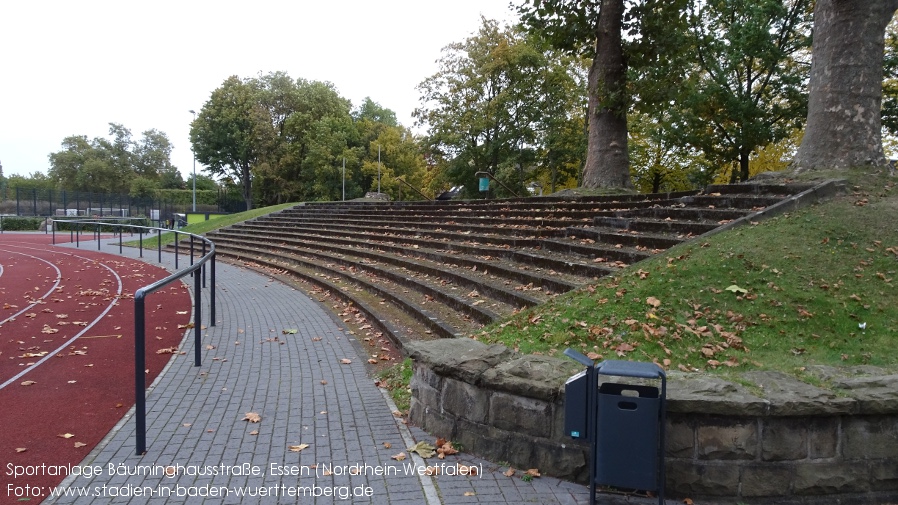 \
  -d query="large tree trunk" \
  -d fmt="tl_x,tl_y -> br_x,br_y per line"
792,0 -> 898,171
581,0 -> 633,189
